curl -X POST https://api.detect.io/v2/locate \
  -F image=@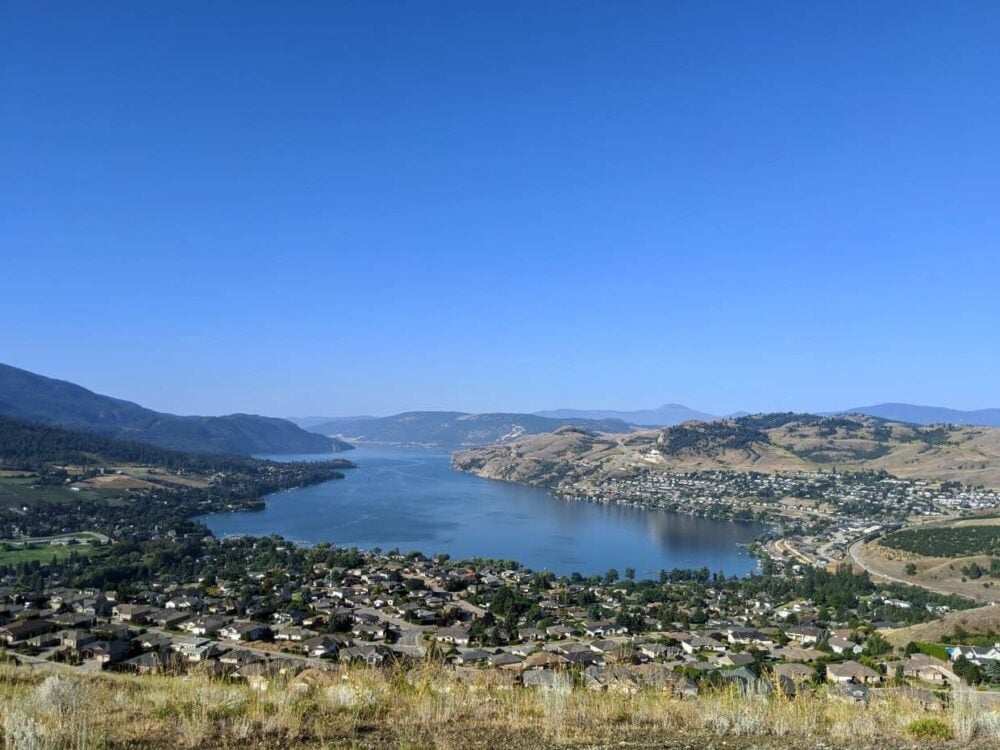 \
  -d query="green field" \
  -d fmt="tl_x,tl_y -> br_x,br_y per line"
0,476 -> 103,508
0,532 -> 107,565
0,476 -> 132,511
